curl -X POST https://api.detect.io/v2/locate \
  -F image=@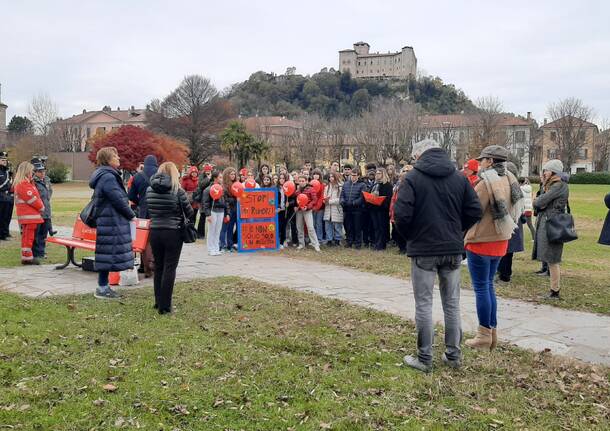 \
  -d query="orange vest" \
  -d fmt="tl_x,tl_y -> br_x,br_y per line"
14,180 -> 44,224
